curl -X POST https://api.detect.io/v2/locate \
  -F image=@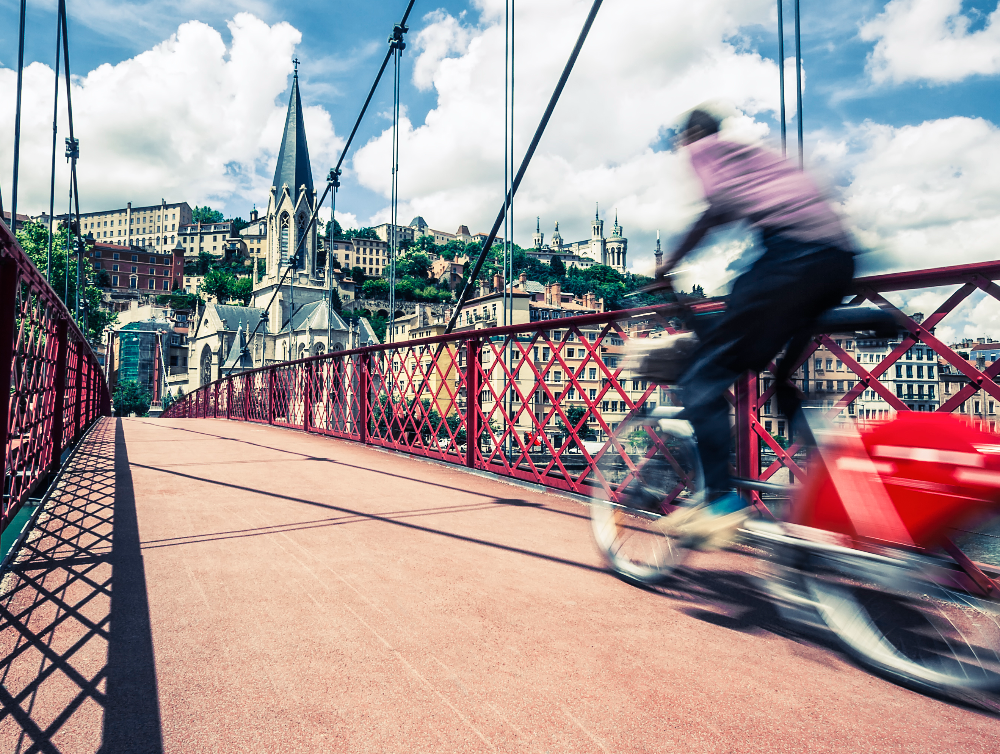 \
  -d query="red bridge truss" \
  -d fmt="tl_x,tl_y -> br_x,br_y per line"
164,259 -> 1000,513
